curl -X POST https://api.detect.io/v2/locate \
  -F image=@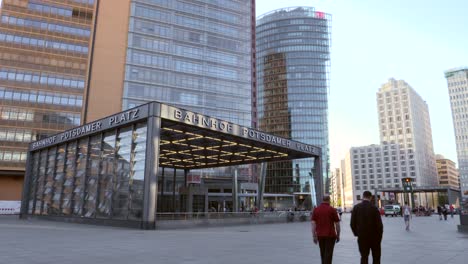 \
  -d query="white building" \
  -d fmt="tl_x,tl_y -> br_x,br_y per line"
343,144 -> 407,206
376,78 -> 438,187
445,68 -> 468,205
